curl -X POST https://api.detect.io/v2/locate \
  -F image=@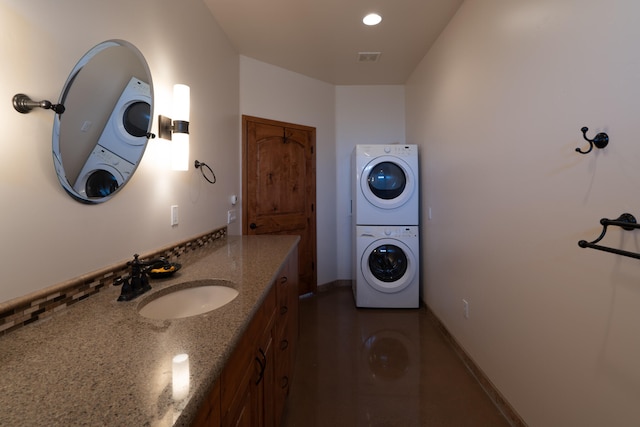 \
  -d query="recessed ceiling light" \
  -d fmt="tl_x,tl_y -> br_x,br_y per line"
363,13 -> 382,26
